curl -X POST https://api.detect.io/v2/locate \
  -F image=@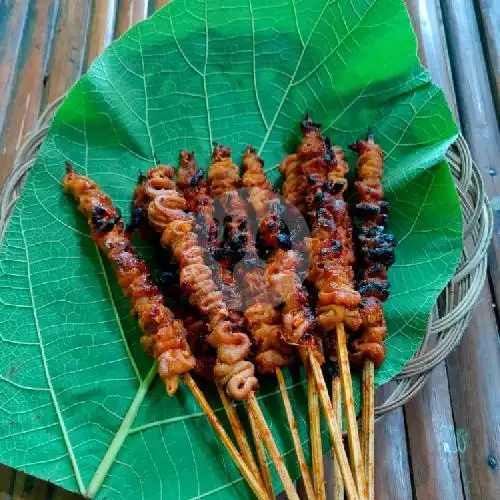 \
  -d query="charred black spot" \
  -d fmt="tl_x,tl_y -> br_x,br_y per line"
379,201 -> 391,214
213,247 -> 231,262
190,169 -> 204,187
277,233 -> 292,250
158,270 -> 179,287
301,114 -> 322,133
93,205 -> 106,216
127,207 -> 145,232
323,137 -> 337,163
365,247 -> 395,266
138,171 -> 147,184
356,202 -> 380,215
91,205 -> 122,234
359,280 -> 390,299
324,179 -> 345,194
